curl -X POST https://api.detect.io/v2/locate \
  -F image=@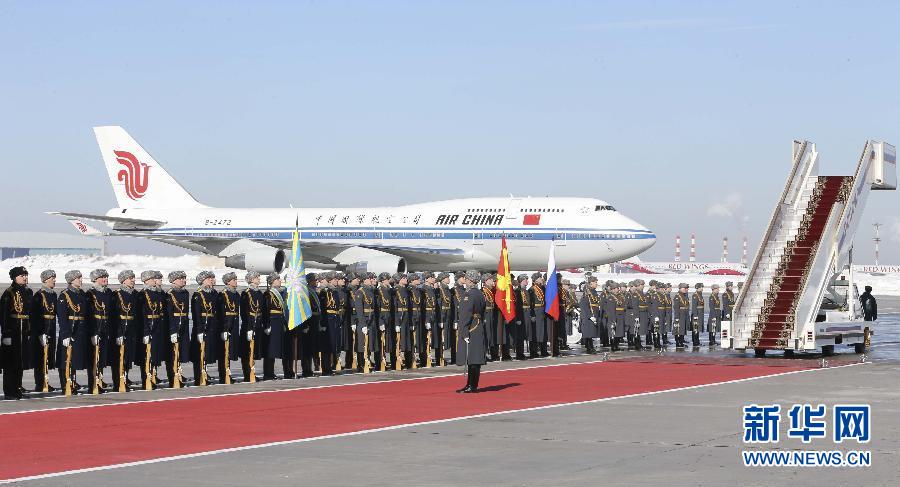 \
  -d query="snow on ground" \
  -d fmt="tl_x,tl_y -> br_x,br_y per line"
2,254 -> 899,296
